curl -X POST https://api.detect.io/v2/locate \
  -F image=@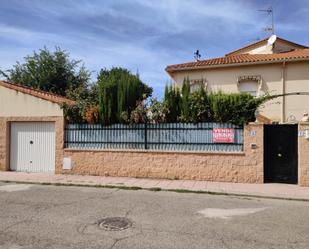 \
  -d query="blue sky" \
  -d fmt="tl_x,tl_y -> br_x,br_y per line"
0,0 -> 309,97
